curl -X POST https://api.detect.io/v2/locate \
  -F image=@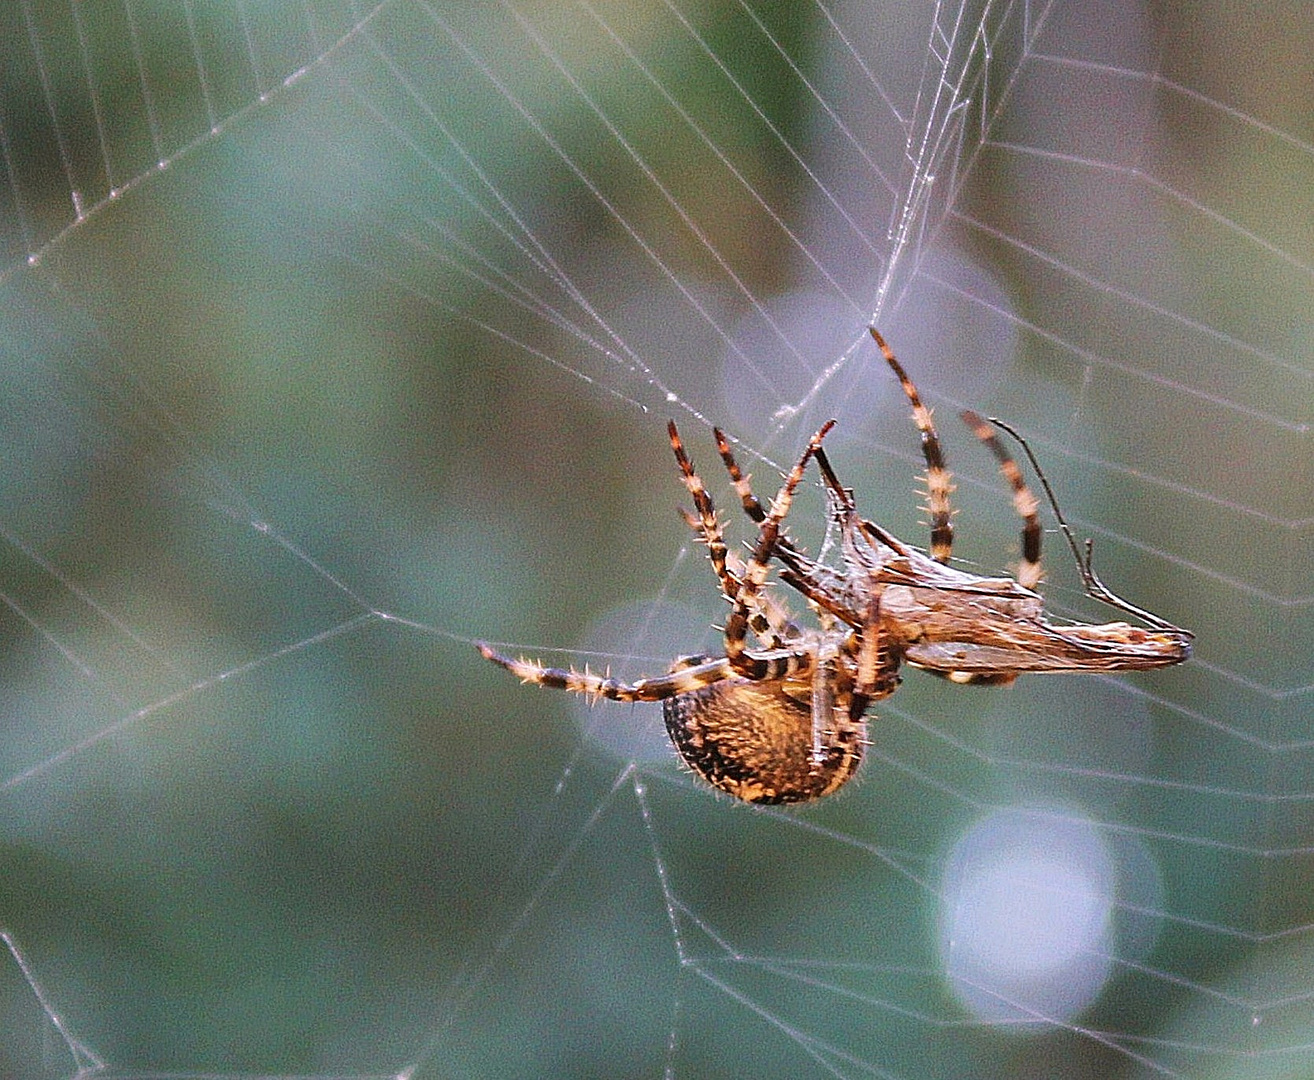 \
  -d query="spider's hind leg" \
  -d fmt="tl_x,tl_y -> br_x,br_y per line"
476,642 -> 738,703
871,328 -> 955,563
